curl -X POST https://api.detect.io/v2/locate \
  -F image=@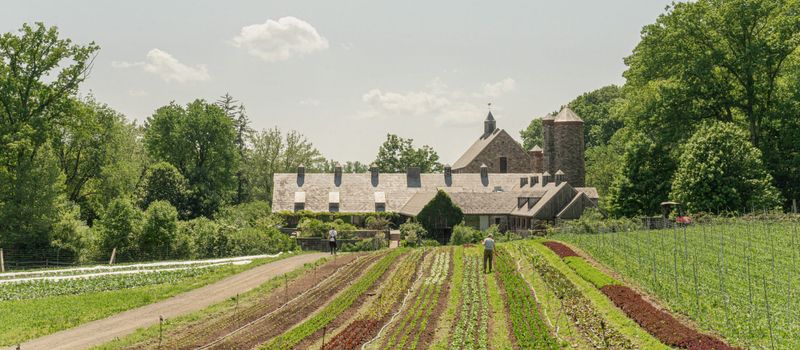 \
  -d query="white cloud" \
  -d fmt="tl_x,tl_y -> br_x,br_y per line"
359,78 -> 516,126
233,16 -> 329,62
479,78 -> 516,98
112,49 -> 210,83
